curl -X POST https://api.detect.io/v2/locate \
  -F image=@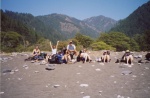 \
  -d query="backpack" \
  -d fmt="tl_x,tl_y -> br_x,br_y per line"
145,53 -> 150,60
48,54 -> 57,64
56,54 -> 63,64
48,54 -> 63,64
